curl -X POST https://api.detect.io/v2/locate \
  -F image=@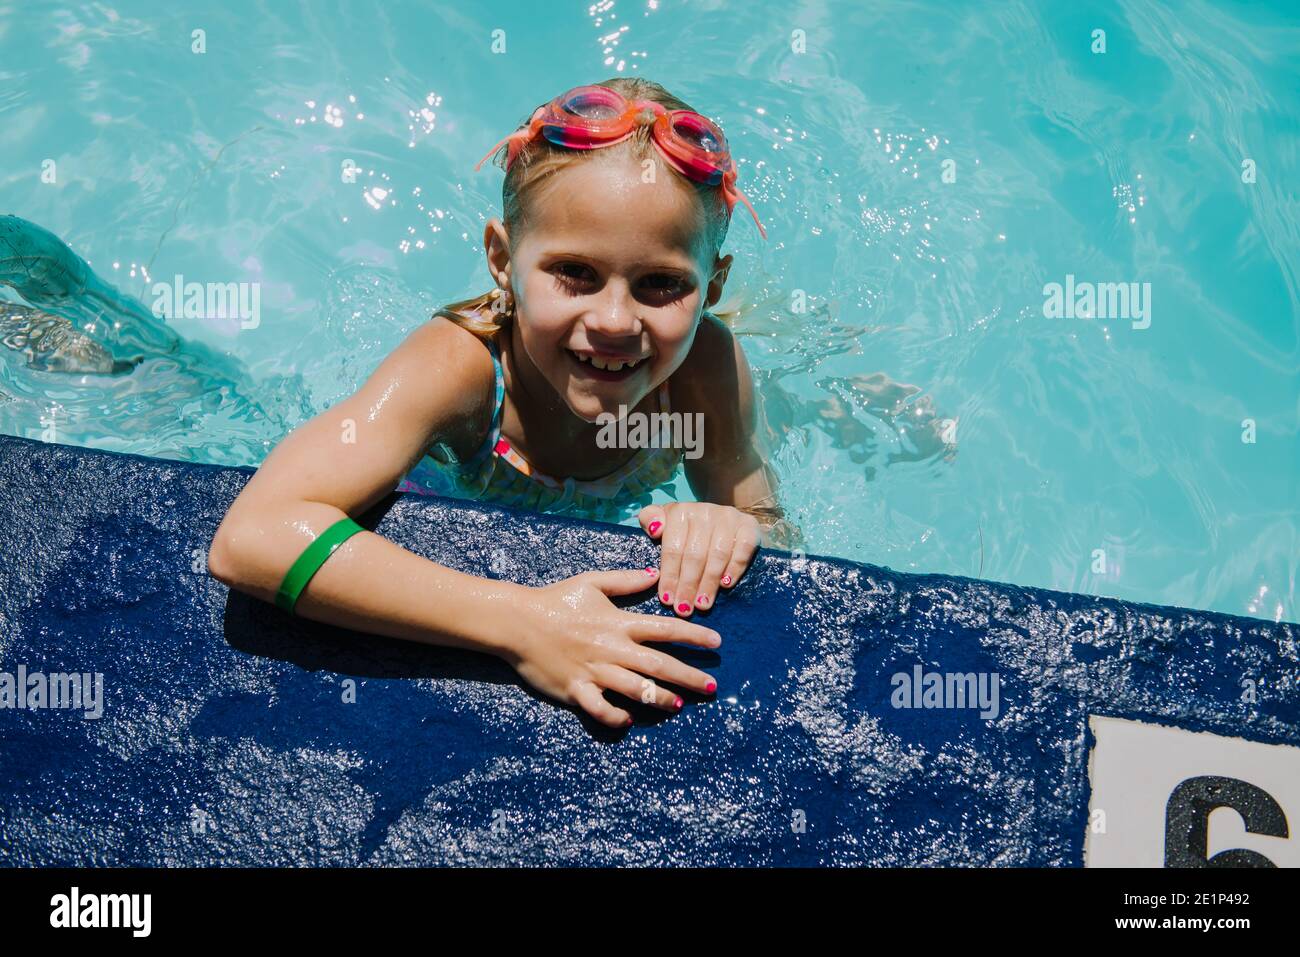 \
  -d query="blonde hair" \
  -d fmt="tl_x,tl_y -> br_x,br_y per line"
437,77 -> 739,341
